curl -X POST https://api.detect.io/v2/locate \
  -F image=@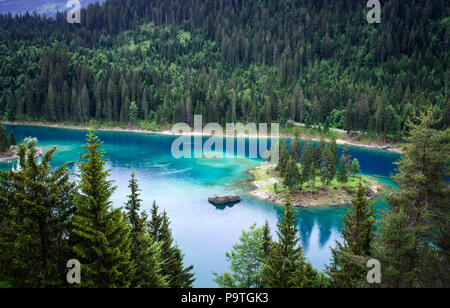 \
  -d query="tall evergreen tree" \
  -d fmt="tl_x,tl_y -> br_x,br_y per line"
149,203 -> 195,288
329,138 -> 339,179
0,124 -> 10,151
320,145 -> 334,185
283,157 -> 301,192
307,162 -> 317,196
262,220 -> 273,260
125,171 -> 168,288
276,140 -> 289,175
373,209 -> 428,288
45,83 -> 57,122
0,146 -> 77,287
377,109 -> 450,287
62,81 -> 71,121
328,182 -> 376,288
337,155 -> 348,183
351,158 -> 361,175
129,101 -> 138,127
301,139 -> 314,184
263,198 -> 325,288
79,84 -> 90,122
71,130 -> 135,288
289,130 -> 302,162
9,131 -> 16,146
